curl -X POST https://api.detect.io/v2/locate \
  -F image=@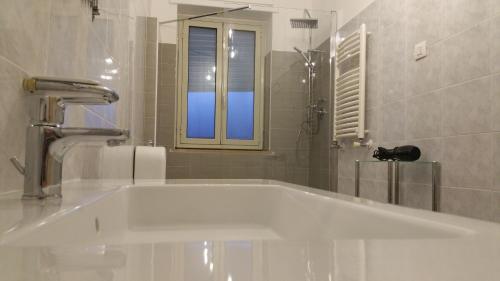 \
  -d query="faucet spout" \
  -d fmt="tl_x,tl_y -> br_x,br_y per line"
49,127 -> 129,162
22,125 -> 129,199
